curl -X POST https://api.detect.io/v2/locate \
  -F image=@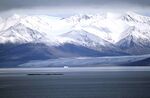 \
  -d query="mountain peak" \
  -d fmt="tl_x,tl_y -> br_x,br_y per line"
0,12 -> 150,55
122,11 -> 150,23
